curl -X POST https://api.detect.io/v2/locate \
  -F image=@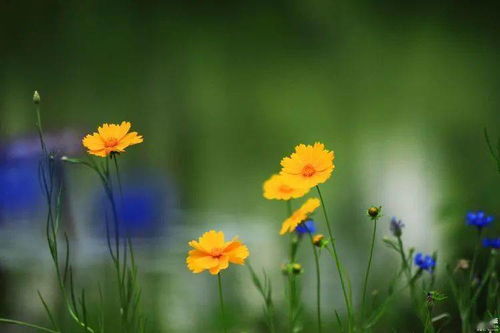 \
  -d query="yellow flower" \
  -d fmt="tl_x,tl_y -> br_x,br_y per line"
280,198 -> 320,235
263,174 -> 310,200
82,121 -> 143,157
186,230 -> 249,275
280,142 -> 335,189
